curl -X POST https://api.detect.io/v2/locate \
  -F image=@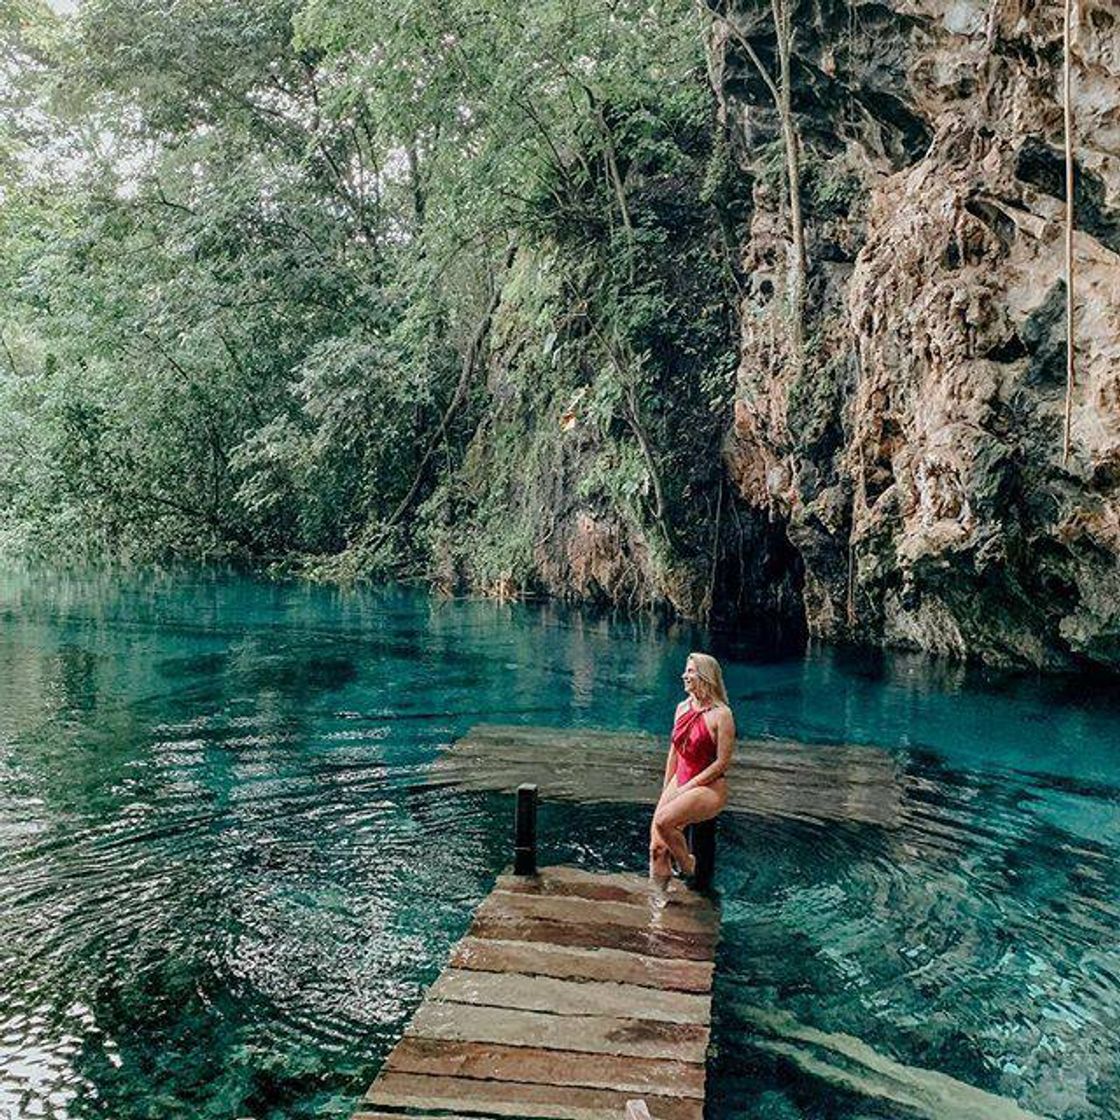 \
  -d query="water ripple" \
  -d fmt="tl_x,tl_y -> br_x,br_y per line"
2,572 -> 1119,1120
